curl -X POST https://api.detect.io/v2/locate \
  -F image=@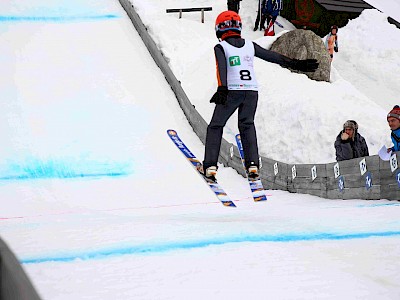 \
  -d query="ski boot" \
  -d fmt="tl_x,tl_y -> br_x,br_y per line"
247,164 -> 259,180
202,166 -> 218,183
